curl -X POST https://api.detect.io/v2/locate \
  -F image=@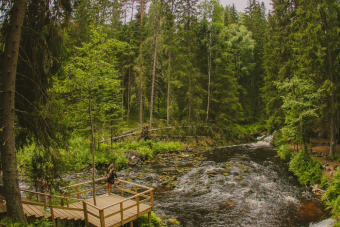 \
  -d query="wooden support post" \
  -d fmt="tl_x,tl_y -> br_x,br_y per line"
60,193 -> 64,207
148,212 -> 151,226
120,202 -> 124,226
99,209 -> 105,227
48,196 -> 56,226
83,201 -> 89,227
76,186 -> 80,199
66,198 -> 69,207
135,185 -> 138,193
150,190 -> 154,211
130,221 -> 133,227
121,181 -> 124,197
136,196 -> 140,218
